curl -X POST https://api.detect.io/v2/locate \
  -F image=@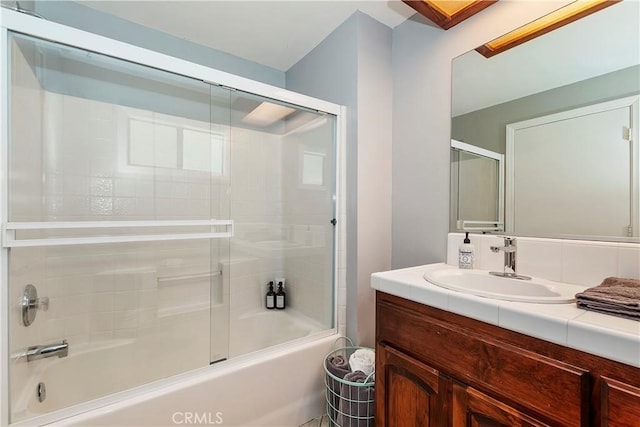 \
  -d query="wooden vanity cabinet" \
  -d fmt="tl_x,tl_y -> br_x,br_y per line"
452,383 -> 553,427
376,292 -> 640,427
598,377 -> 640,426
377,344 -> 448,426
